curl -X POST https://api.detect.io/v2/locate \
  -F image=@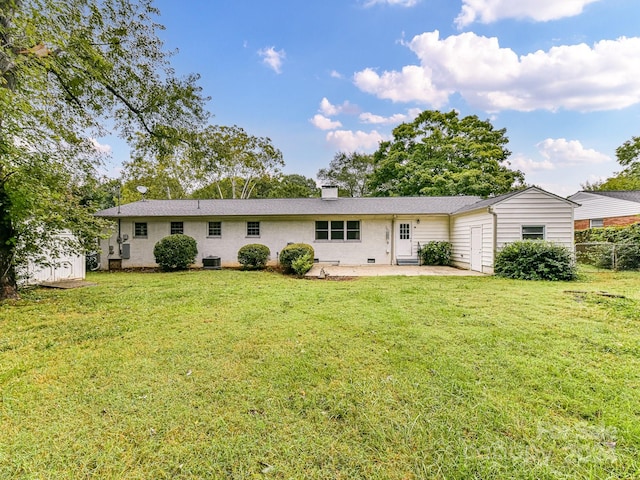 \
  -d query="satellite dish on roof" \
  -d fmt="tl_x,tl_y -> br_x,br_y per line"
136,185 -> 148,194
